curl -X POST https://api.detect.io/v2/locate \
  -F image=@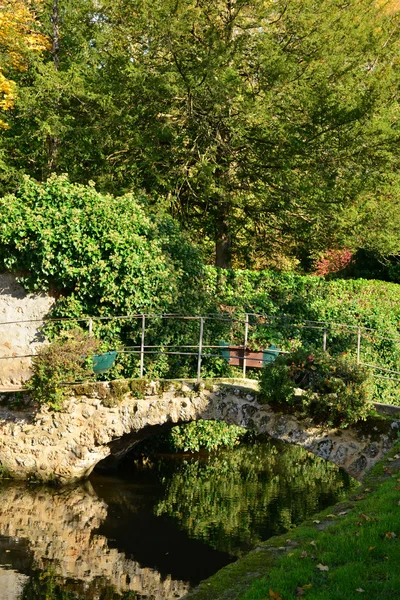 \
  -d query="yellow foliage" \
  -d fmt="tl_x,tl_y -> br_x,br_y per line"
0,0 -> 49,125
378,0 -> 400,13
